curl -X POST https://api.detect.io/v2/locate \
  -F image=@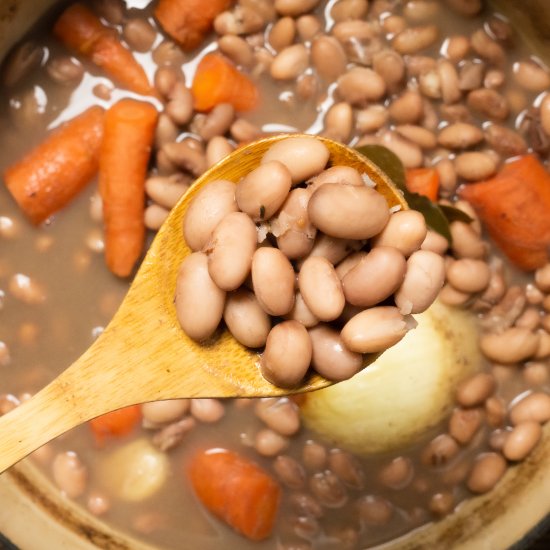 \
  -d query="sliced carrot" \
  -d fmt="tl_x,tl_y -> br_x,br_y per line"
458,154 -> 550,271
192,53 -> 259,112
99,99 -> 158,278
53,3 -> 154,96
187,448 -> 281,541
405,167 -> 440,201
154,0 -> 232,51
3,106 -> 104,225
89,405 -> 141,446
